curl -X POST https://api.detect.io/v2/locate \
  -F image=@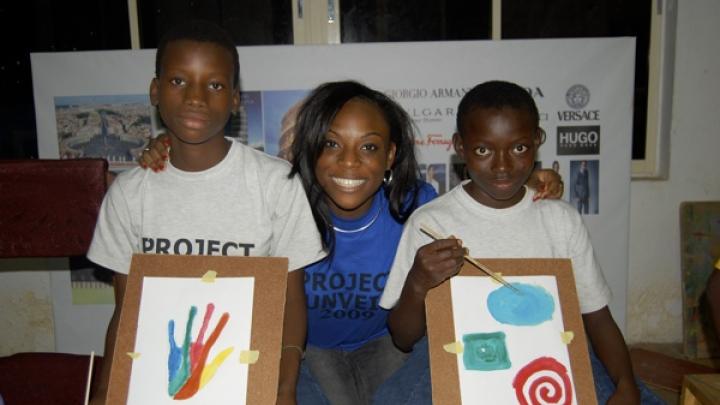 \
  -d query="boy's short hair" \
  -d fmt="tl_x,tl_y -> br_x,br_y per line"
155,19 -> 240,89
456,80 -> 539,135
